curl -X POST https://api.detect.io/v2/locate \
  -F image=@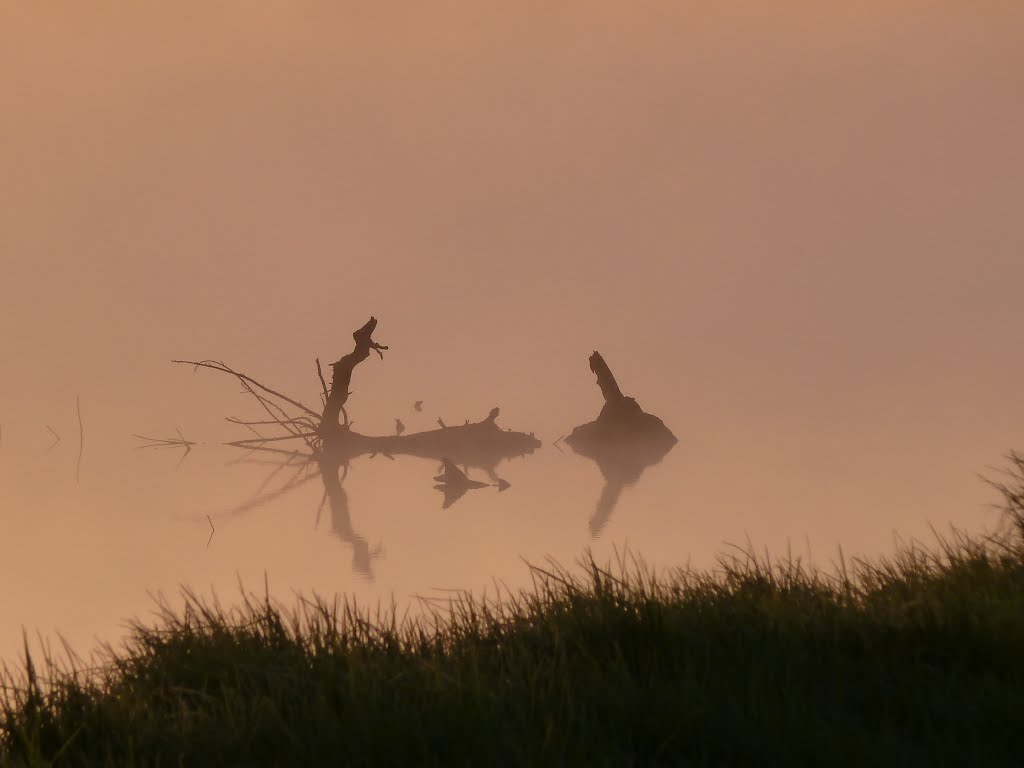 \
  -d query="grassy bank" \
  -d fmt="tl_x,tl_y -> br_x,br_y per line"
4,457 -> 1024,767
